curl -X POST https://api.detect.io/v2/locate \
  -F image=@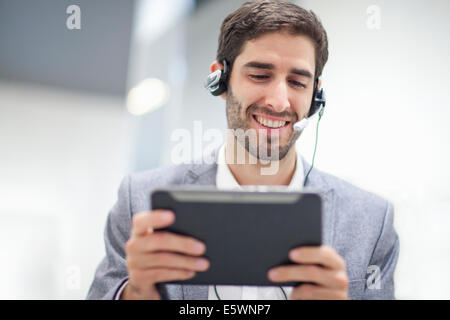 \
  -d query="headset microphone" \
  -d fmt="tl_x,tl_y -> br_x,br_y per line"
293,118 -> 309,131
293,80 -> 326,132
